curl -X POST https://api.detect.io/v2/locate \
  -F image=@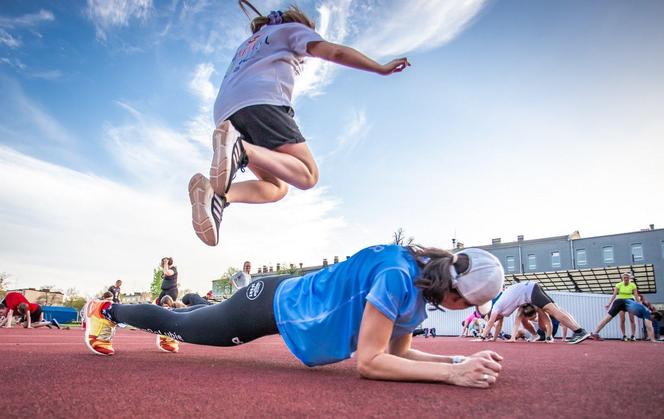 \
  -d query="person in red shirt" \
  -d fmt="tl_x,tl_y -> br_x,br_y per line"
0,292 -> 59,329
